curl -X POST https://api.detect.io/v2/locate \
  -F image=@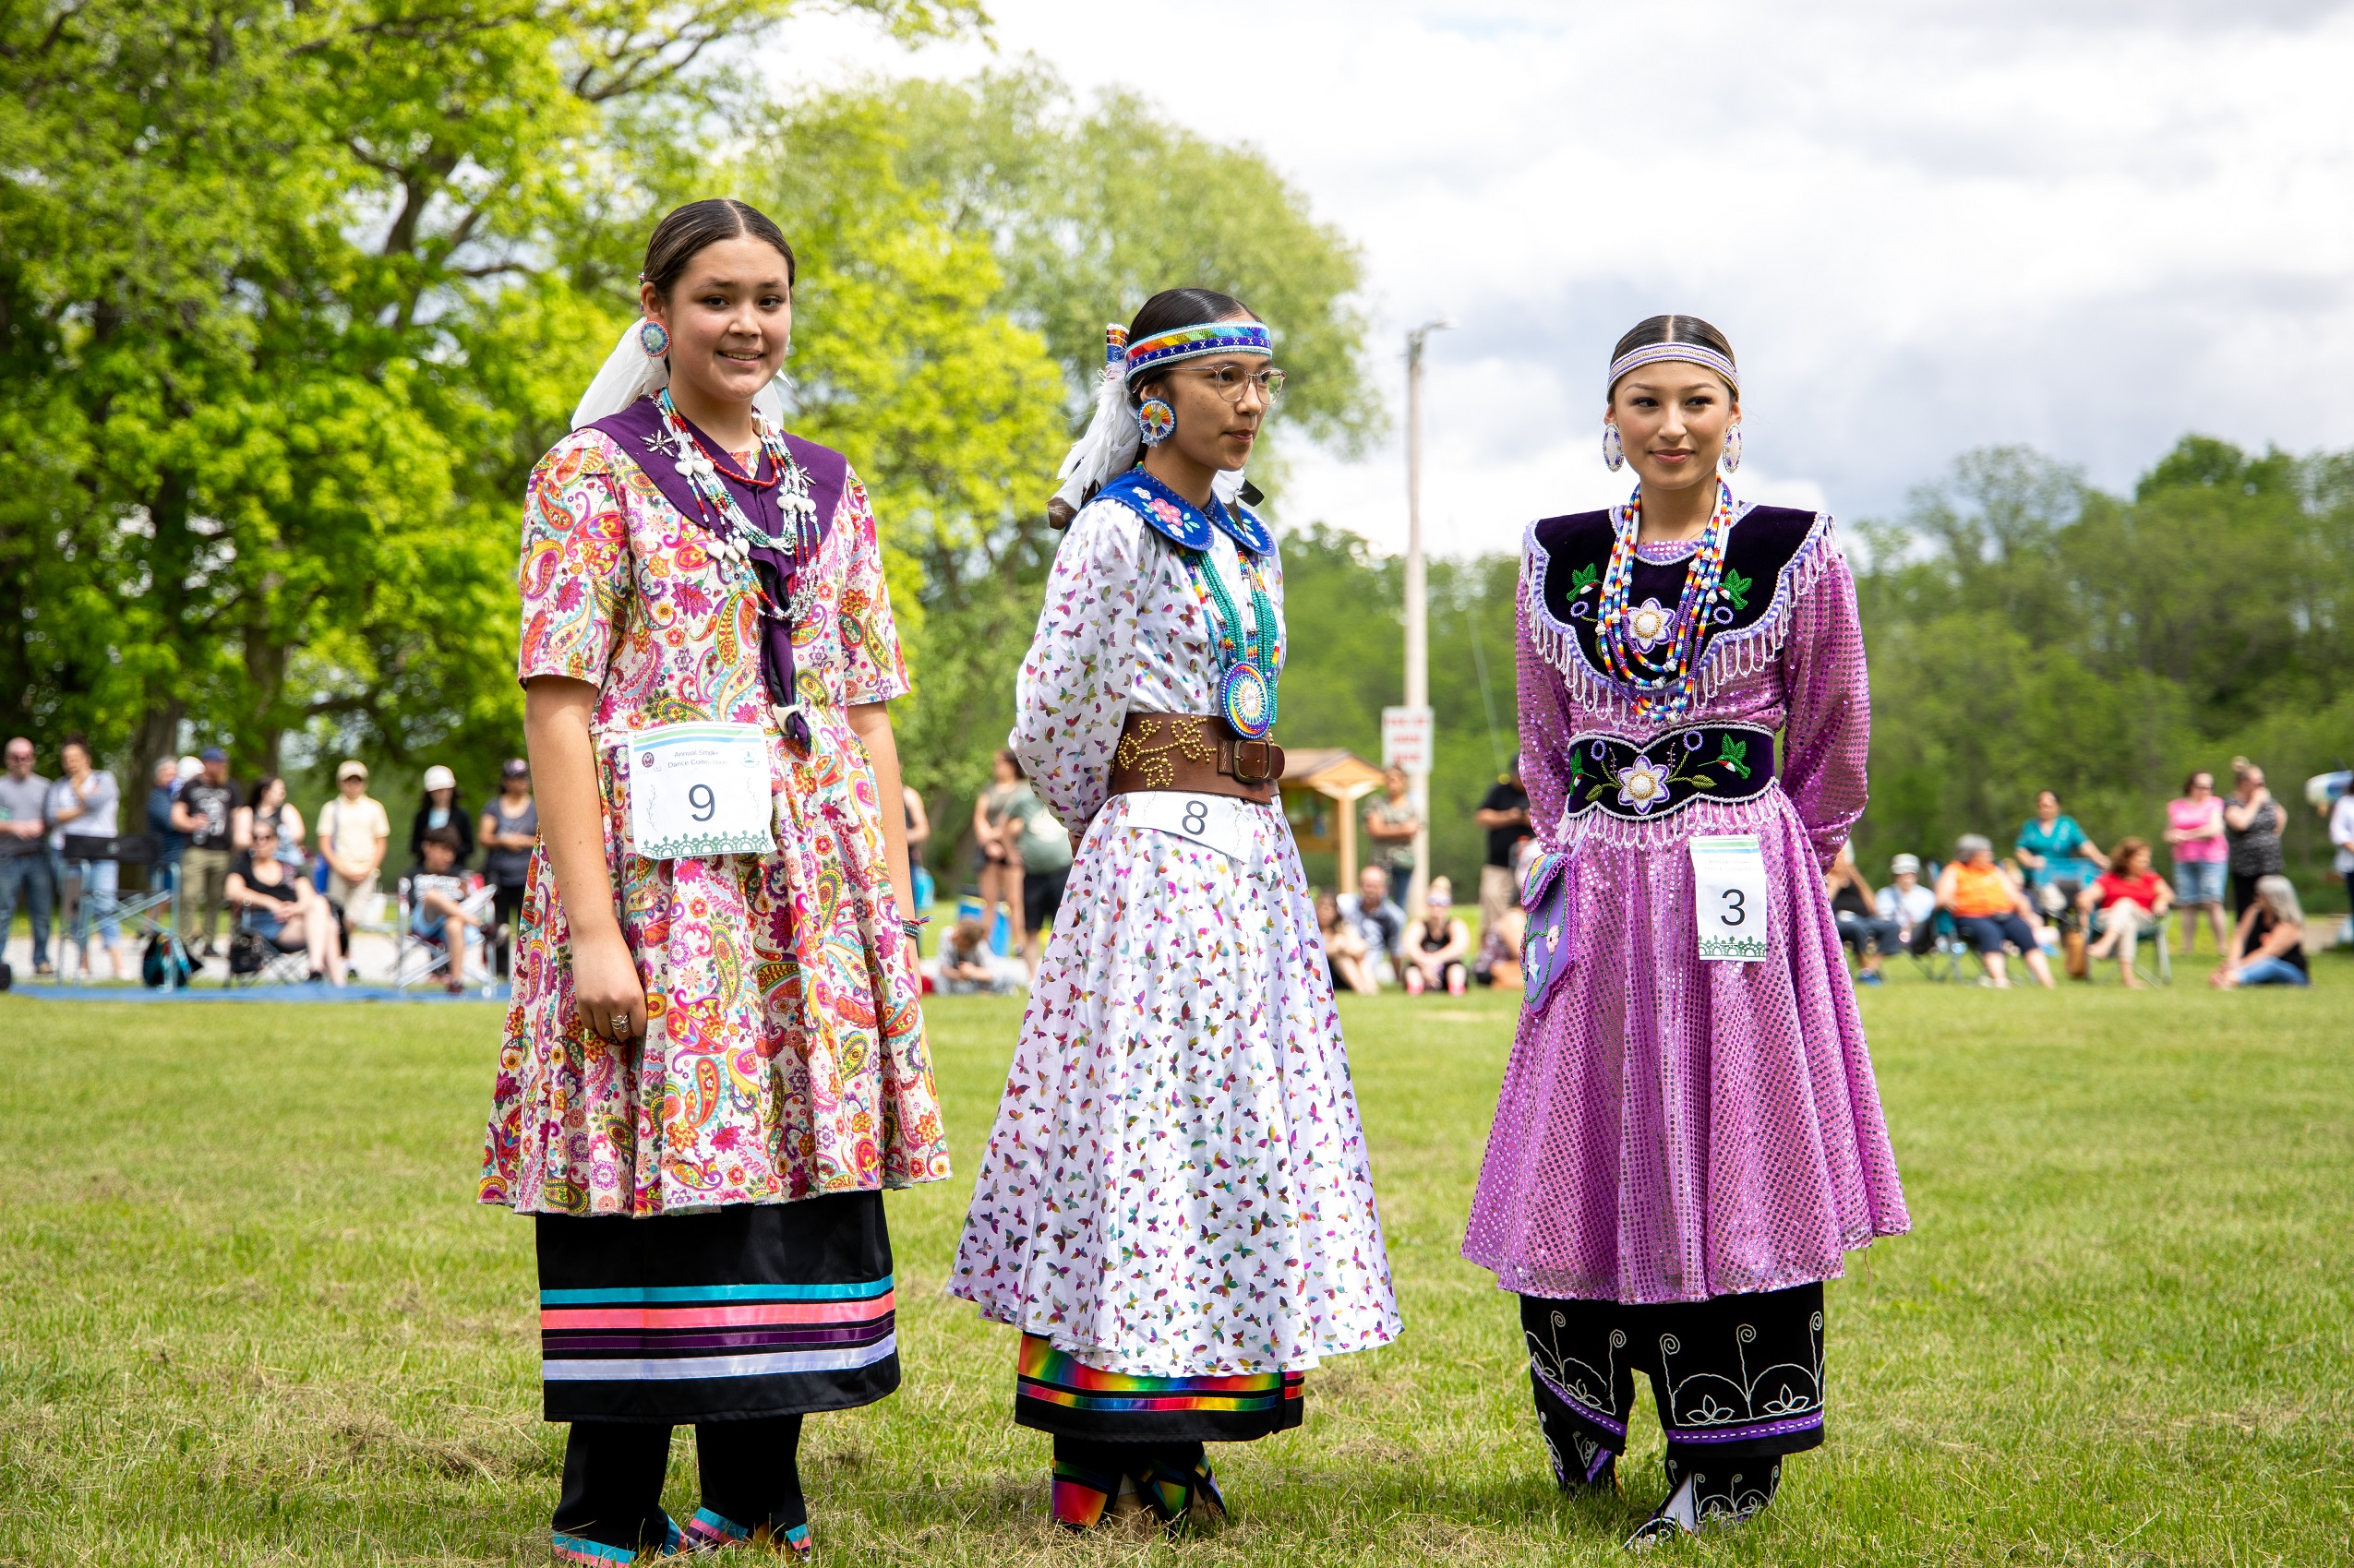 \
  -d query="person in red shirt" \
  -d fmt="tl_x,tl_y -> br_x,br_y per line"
2078,836 -> 2174,986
